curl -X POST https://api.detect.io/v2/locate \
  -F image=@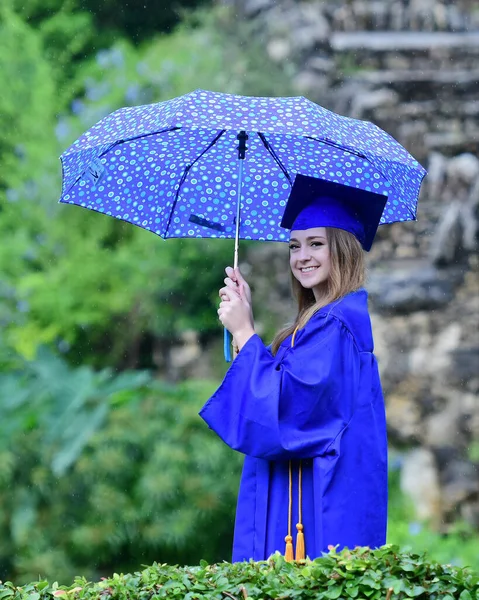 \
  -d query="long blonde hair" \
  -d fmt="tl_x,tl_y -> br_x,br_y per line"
271,227 -> 365,354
